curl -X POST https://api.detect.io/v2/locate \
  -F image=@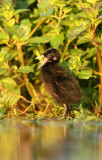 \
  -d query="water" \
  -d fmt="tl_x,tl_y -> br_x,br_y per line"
0,118 -> 102,160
